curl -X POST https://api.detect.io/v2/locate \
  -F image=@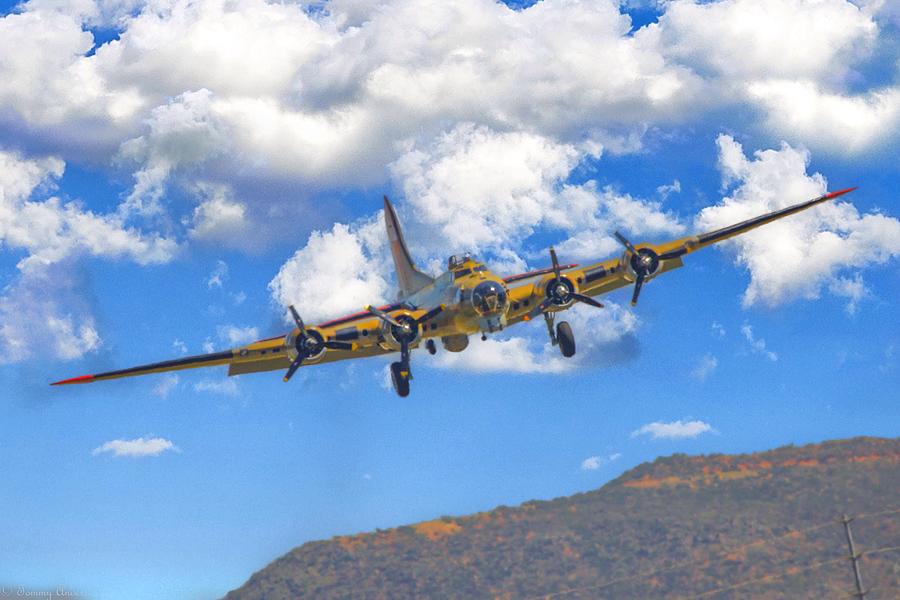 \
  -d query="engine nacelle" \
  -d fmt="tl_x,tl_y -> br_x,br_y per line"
377,312 -> 421,352
285,327 -> 327,364
621,247 -> 661,282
